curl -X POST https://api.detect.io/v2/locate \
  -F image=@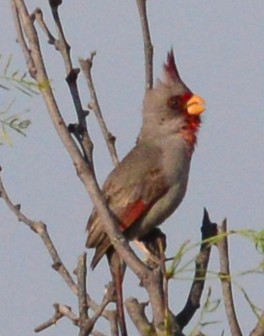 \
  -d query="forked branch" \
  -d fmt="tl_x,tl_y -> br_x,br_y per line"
0,168 -> 114,325
11,2 -> 168,334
